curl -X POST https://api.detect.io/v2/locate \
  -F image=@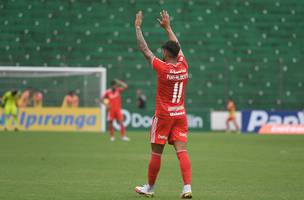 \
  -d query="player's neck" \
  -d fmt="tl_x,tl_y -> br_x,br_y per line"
165,58 -> 177,65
